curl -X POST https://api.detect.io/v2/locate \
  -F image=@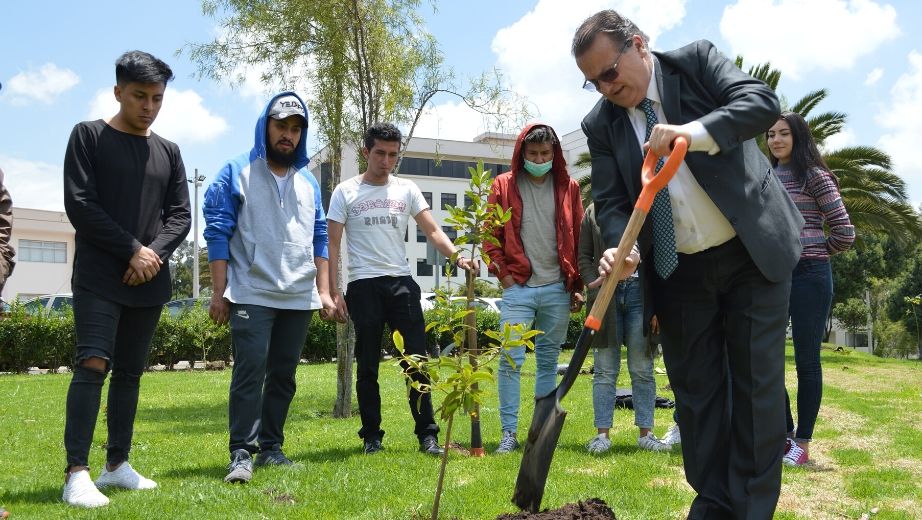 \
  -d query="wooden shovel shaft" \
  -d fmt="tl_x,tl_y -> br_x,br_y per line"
585,206 -> 648,331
